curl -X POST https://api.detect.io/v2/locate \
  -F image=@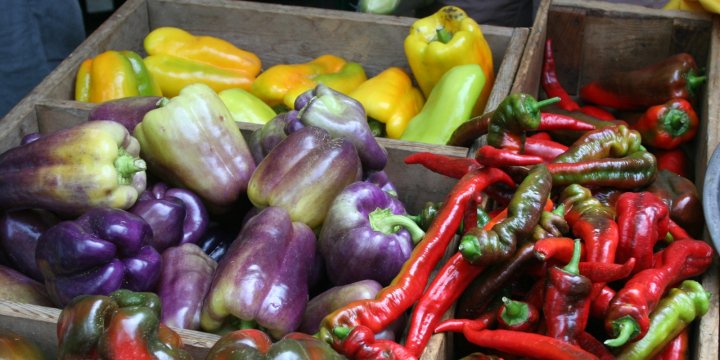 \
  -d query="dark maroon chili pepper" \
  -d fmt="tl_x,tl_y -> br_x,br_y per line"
604,239 -> 714,347
404,152 -> 482,179
646,169 -> 704,238
496,296 -> 539,332
576,331 -> 615,360
543,239 -> 592,345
